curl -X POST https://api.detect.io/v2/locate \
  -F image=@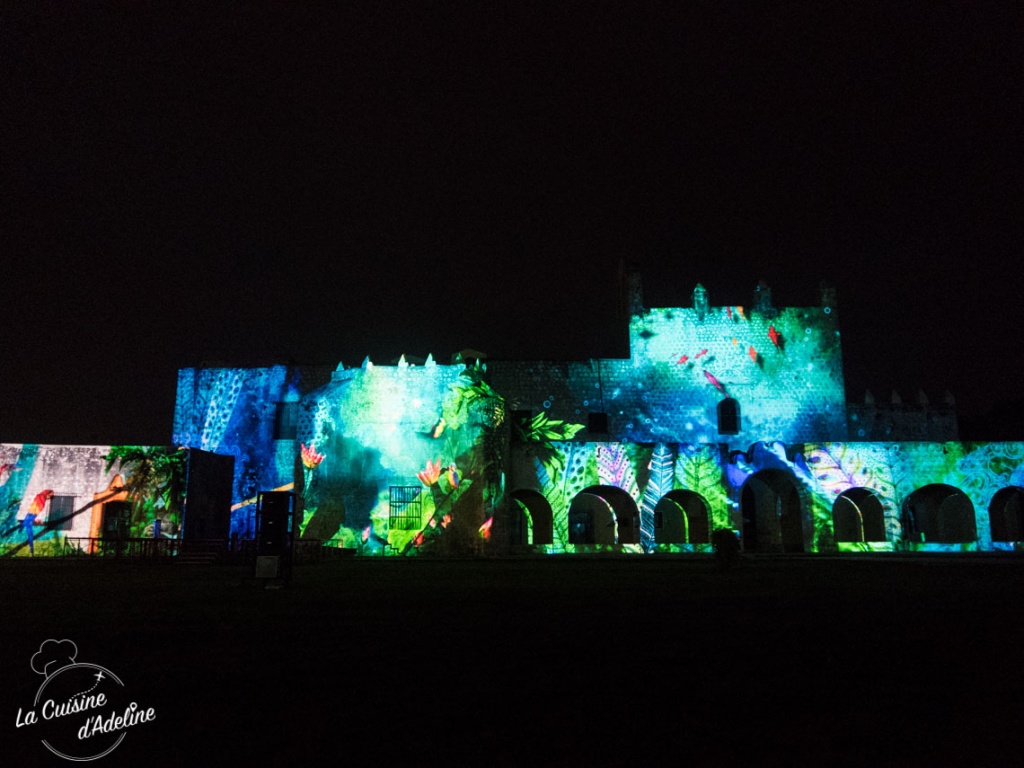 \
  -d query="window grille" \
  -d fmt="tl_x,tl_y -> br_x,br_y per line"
389,486 -> 422,531
50,495 -> 76,531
